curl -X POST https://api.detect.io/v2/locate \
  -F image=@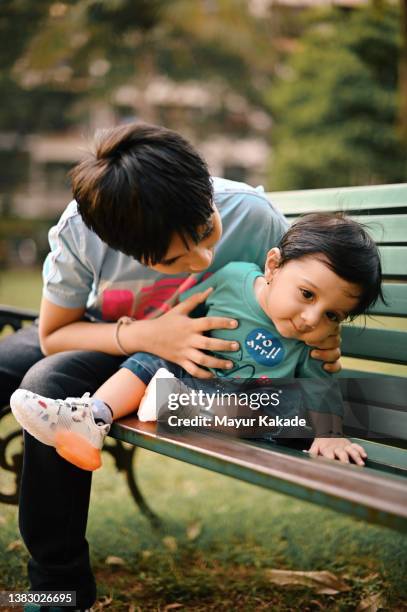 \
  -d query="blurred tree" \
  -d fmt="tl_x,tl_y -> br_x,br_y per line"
399,0 -> 407,145
156,0 -> 275,107
2,0 -> 166,129
268,3 -> 406,189
0,0 -> 77,132
8,0 -> 276,128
